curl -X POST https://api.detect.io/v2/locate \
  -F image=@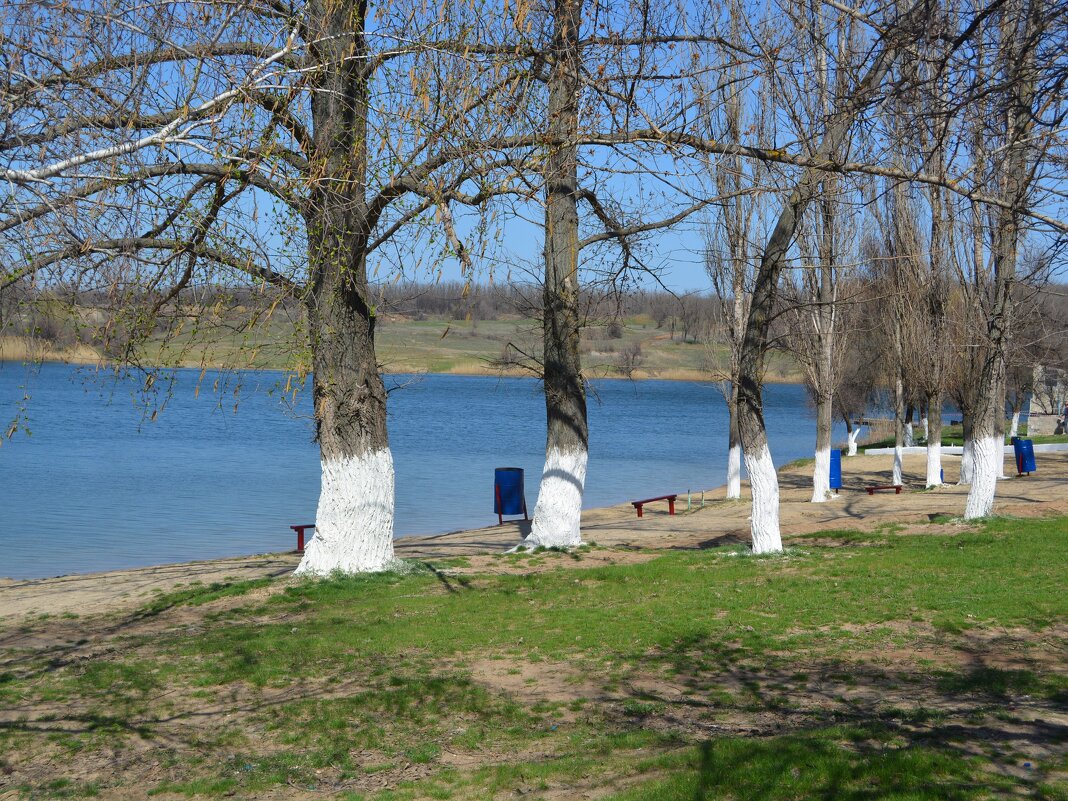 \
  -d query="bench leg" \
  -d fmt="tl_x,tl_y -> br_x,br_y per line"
668,498 -> 675,515
635,505 -> 643,518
